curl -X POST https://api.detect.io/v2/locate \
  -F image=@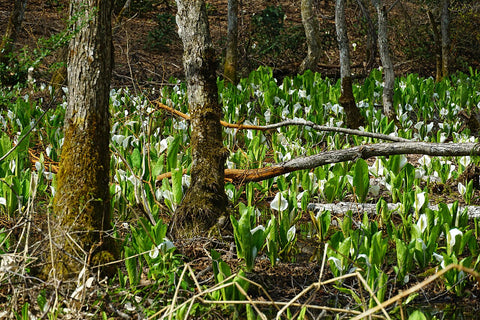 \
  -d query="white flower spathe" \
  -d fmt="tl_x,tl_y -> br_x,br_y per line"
270,192 -> 288,212
448,228 -> 463,249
